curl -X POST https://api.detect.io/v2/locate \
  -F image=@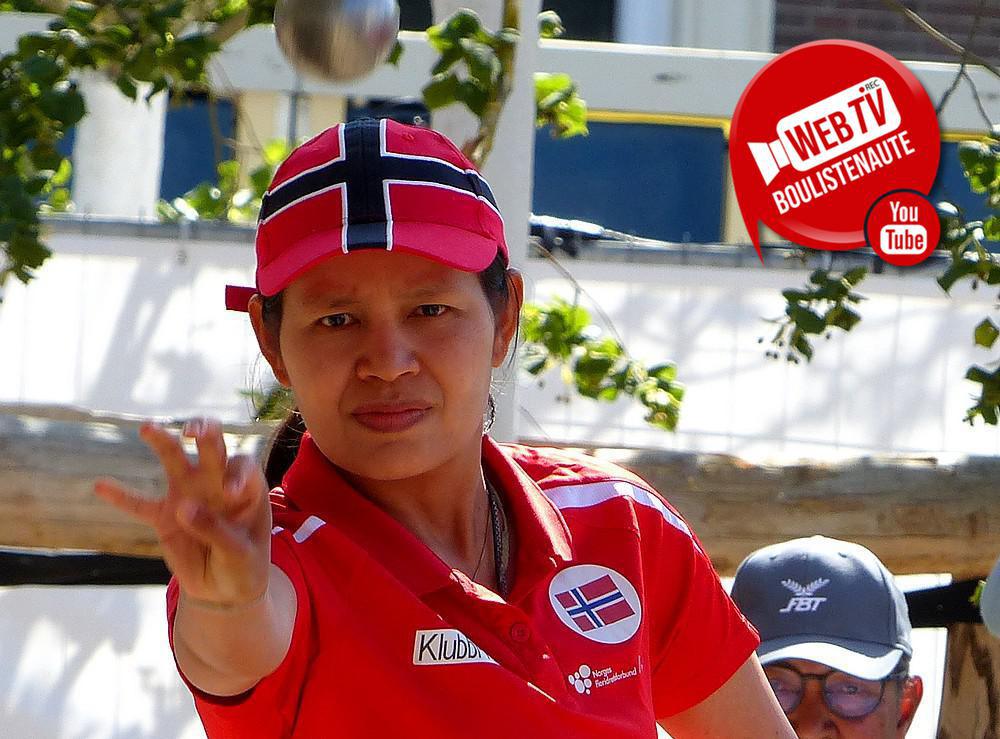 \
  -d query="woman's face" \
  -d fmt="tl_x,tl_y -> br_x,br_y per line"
252,250 -> 521,481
